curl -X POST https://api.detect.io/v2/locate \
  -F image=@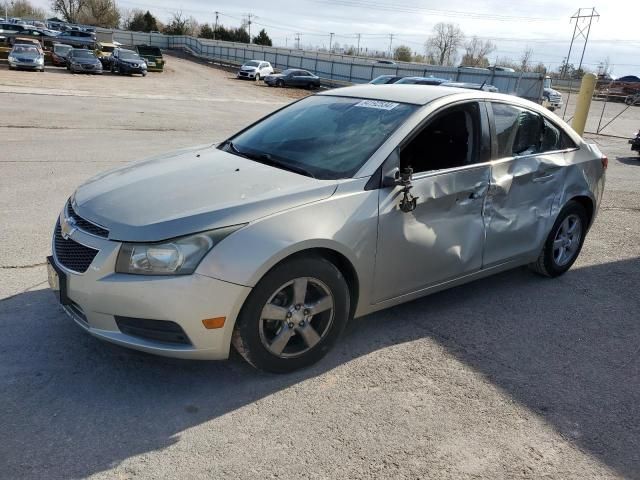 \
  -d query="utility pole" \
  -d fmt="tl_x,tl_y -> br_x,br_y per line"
388,33 -> 394,58
295,33 -> 301,50
356,33 -> 361,55
329,32 -> 334,52
245,13 -> 255,43
213,11 -> 219,40
561,7 -> 599,118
